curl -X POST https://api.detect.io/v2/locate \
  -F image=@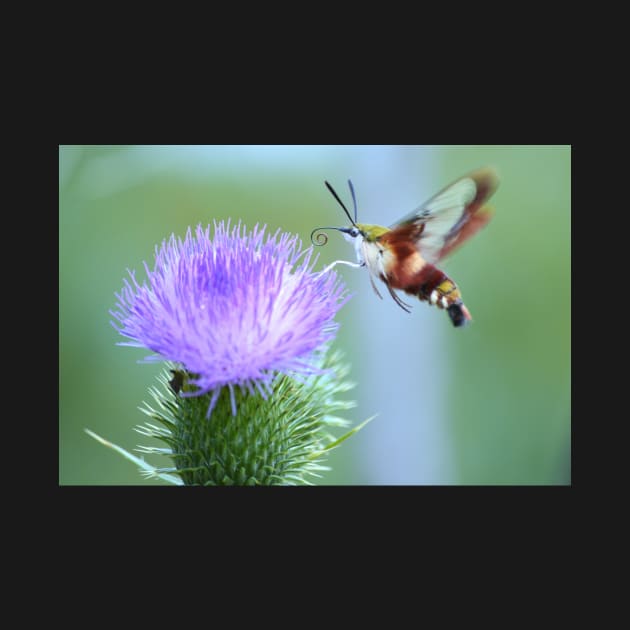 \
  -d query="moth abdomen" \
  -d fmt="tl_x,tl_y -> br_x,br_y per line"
399,263 -> 472,326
